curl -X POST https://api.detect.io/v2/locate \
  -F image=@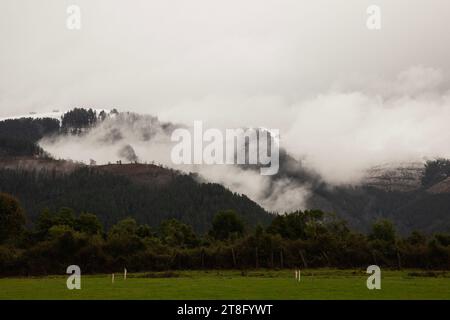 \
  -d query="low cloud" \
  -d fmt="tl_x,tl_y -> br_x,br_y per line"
284,66 -> 450,184
40,66 -> 450,211
40,113 -> 309,213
